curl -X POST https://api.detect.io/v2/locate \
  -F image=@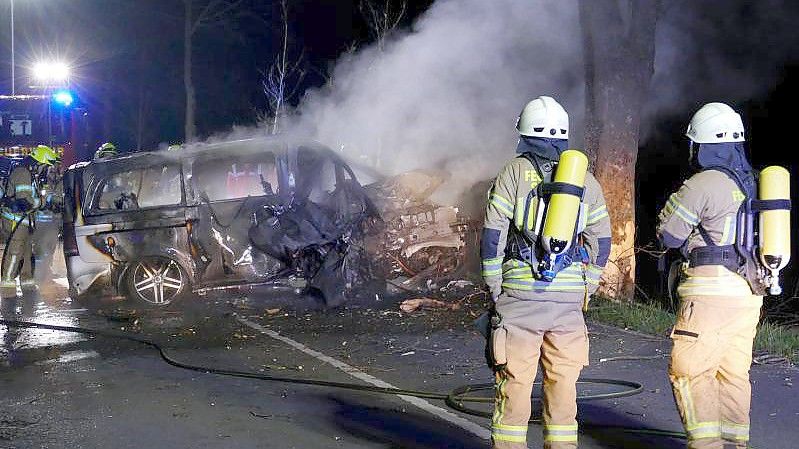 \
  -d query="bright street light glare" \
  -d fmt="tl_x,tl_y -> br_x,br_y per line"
32,62 -> 50,80
52,62 -> 70,80
32,61 -> 71,81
